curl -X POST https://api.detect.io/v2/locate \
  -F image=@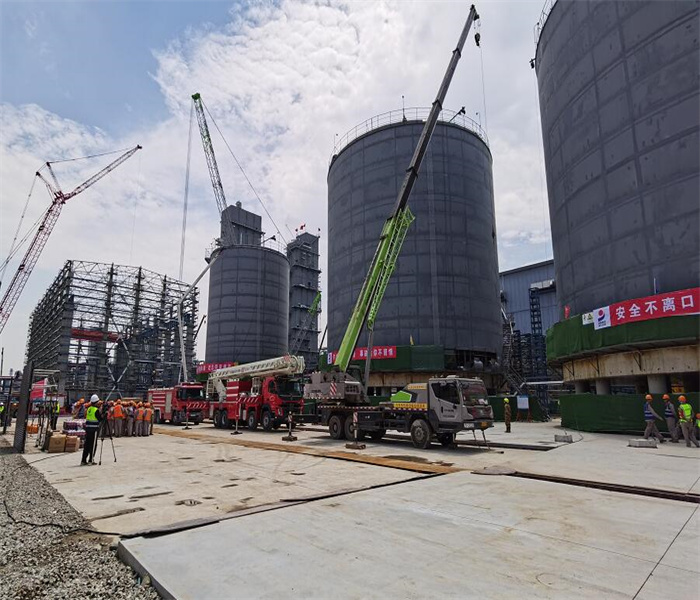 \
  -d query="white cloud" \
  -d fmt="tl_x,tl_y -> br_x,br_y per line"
1,0 -> 552,371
